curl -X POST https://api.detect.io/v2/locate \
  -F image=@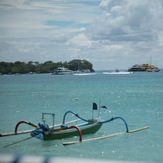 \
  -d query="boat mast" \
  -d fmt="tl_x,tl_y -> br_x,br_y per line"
150,56 -> 152,64
98,99 -> 101,119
